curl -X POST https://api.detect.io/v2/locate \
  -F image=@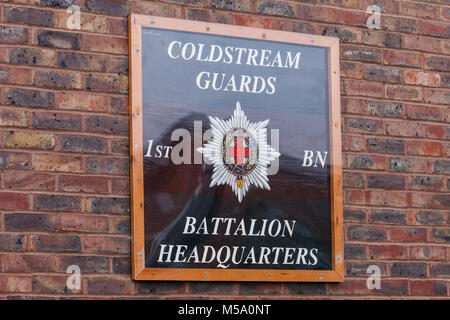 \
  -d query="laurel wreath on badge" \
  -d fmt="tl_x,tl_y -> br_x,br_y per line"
197,101 -> 281,202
